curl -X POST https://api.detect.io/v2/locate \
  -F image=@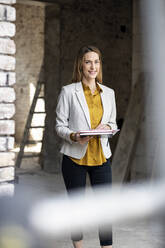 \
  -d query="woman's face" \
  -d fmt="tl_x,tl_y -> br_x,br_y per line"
82,51 -> 100,81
